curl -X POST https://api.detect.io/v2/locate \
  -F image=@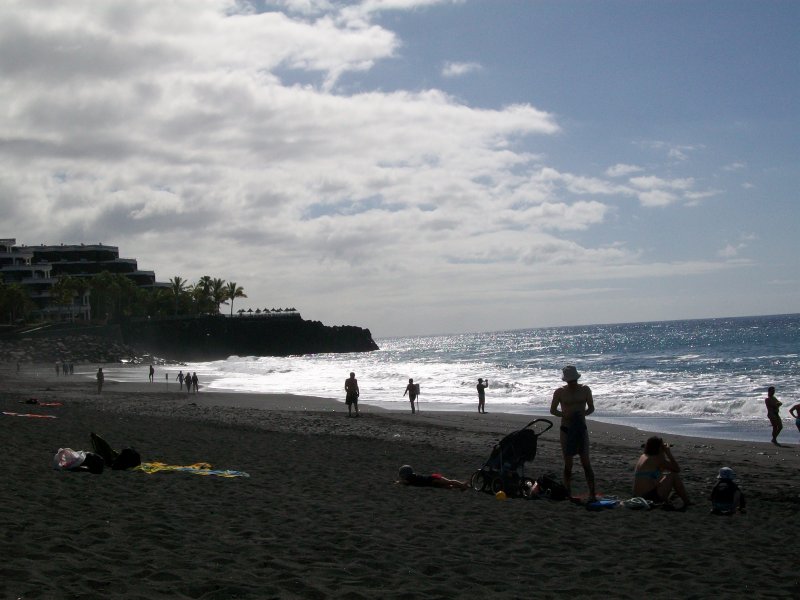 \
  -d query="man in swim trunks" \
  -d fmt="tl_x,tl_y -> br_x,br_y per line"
345,372 -> 360,417
403,378 -> 418,414
550,365 -> 596,501
477,378 -> 488,414
765,386 -> 782,445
